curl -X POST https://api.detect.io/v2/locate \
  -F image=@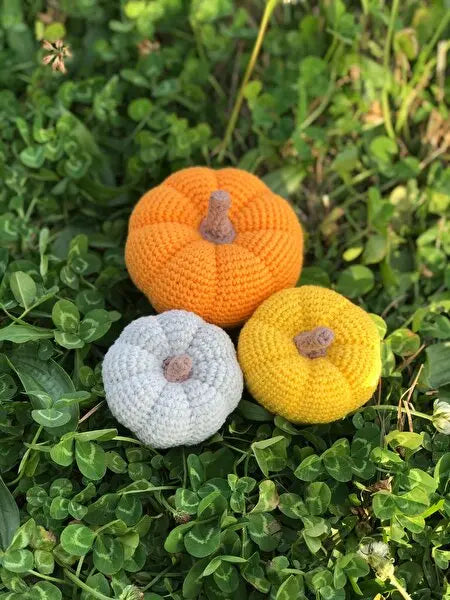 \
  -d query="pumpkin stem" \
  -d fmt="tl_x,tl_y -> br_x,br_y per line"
199,190 -> 236,244
163,354 -> 193,382
294,326 -> 335,359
